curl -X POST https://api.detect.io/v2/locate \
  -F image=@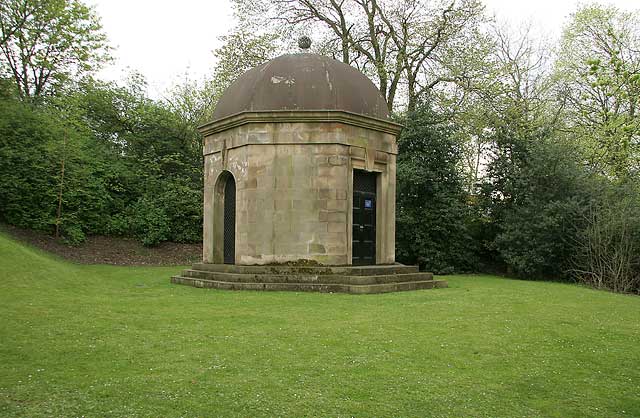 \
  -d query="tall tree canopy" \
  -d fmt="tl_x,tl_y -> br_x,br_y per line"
556,5 -> 640,178
0,0 -> 41,47
230,0 -> 489,112
0,0 -> 110,98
